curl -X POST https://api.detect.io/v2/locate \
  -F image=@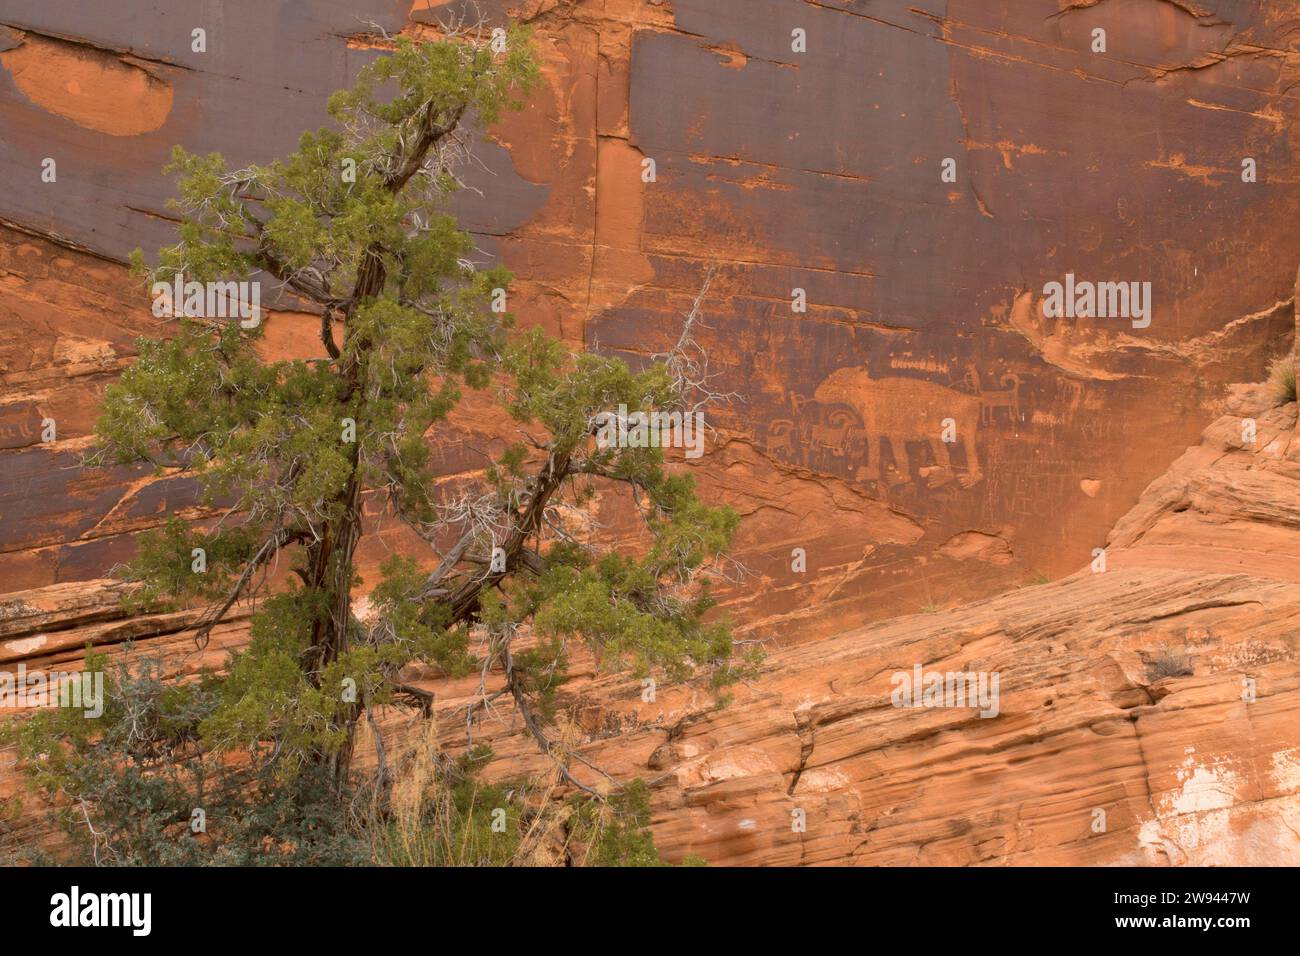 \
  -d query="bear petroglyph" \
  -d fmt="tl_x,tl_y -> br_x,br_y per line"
811,366 -> 985,489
